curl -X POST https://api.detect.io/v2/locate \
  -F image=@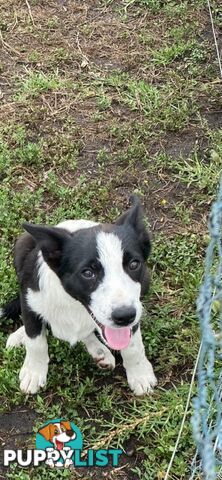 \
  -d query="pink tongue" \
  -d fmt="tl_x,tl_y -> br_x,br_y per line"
104,326 -> 131,350
56,440 -> 63,451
